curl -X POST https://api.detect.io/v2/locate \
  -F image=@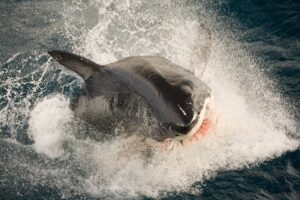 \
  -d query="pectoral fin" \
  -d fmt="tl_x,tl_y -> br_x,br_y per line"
48,50 -> 102,80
